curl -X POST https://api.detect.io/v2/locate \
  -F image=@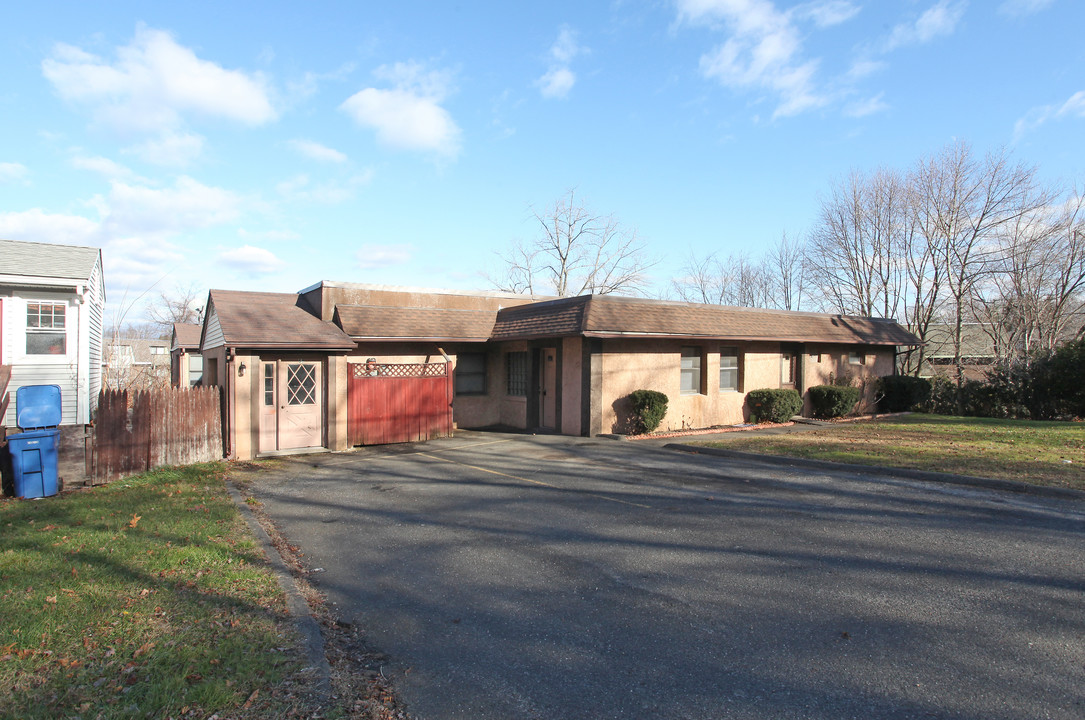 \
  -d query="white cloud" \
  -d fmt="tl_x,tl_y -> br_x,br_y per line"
217,245 -> 286,275
883,1 -> 967,52
536,27 -> 585,100
288,139 -> 348,163
276,170 -> 373,205
71,155 -> 139,180
341,62 -> 461,156
793,1 -> 861,28
102,176 -> 241,238
0,162 -> 28,183
124,130 -> 206,167
42,25 -> 277,133
0,209 -> 98,246
1014,90 -> 1085,139
538,67 -> 577,99
355,244 -> 412,271
998,0 -> 1054,17
678,0 -> 837,118
844,92 -> 889,117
